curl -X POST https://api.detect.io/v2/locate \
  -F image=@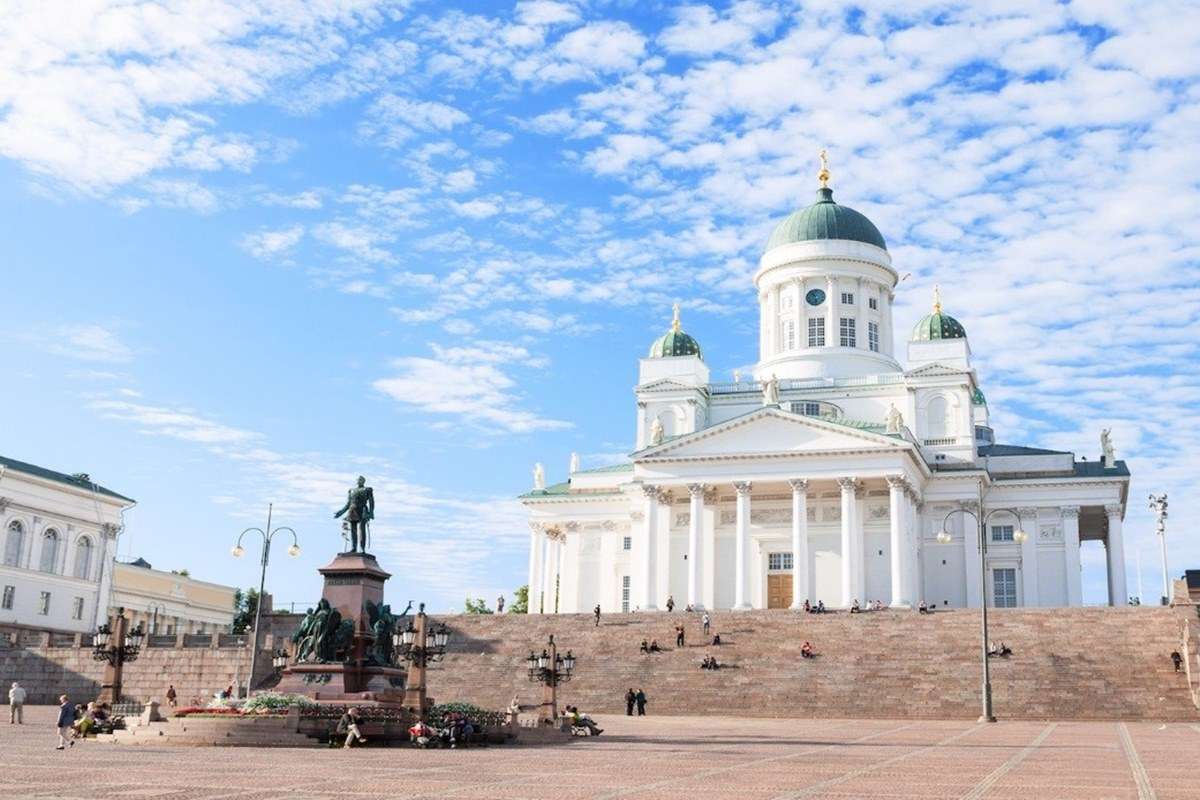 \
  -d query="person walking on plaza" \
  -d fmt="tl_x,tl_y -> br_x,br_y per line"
624,688 -> 636,716
54,695 -> 74,750
9,681 -> 25,724
635,688 -> 647,716
666,595 -> 675,612
702,612 -> 710,637
496,595 -> 505,613
338,707 -> 367,748
594,604 -> 601,626
166,685 -> 177,708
